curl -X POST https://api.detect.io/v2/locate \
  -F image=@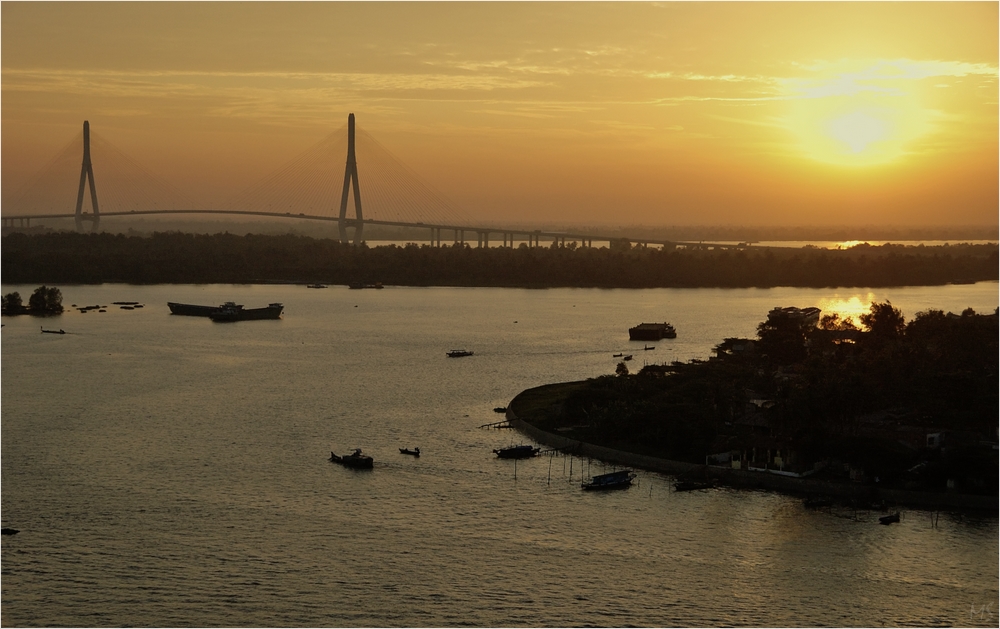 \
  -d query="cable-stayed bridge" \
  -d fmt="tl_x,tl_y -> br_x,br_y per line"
2,116 -> 741,250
